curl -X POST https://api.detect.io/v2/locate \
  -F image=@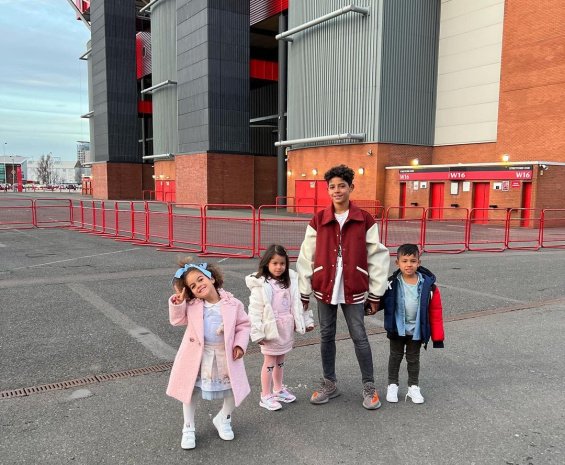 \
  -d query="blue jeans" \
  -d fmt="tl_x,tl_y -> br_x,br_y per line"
317,301 -> 374,384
